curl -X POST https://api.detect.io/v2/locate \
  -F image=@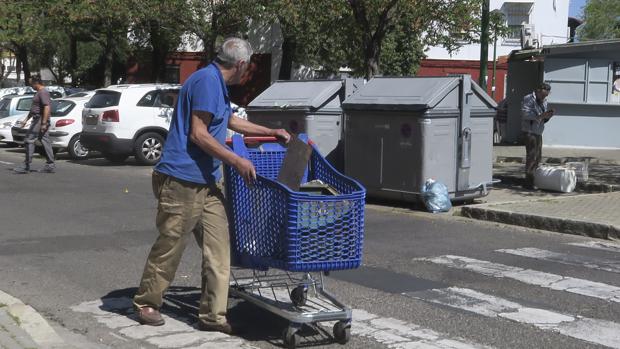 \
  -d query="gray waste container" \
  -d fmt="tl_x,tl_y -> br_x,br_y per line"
247,79 -> 362,170
341,75 -> 497,203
